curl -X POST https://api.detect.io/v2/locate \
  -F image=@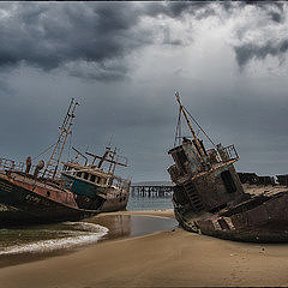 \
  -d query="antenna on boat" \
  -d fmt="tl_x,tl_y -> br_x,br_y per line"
108,147 -> 117,174
43,98 -> 79,179
98,148 -> 110,168
86,149 -> 128,170
71,146 -> 88,166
